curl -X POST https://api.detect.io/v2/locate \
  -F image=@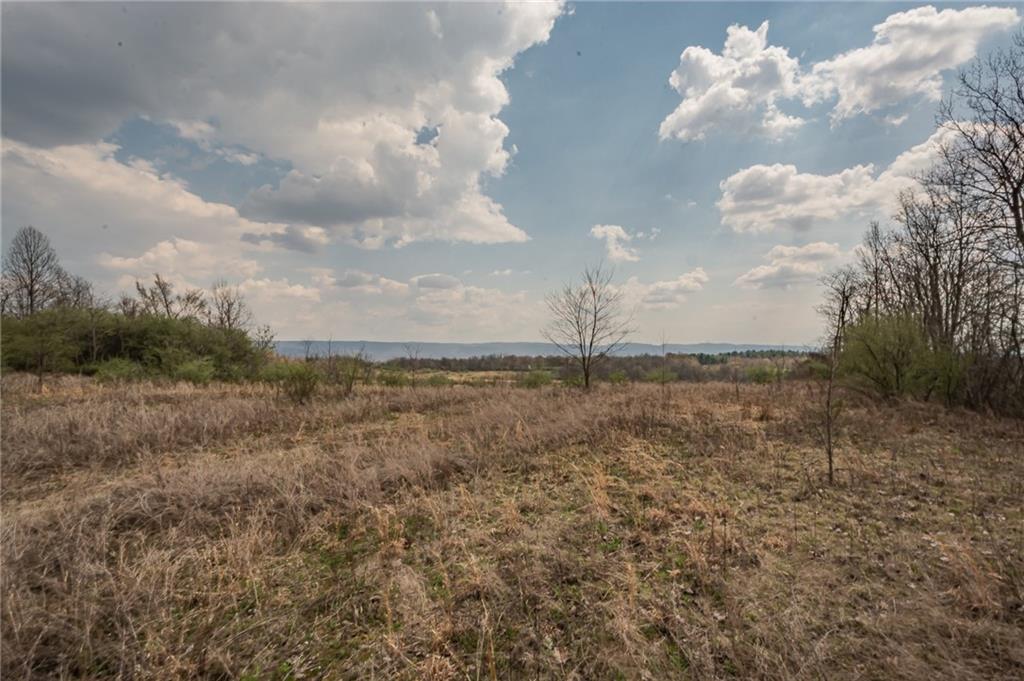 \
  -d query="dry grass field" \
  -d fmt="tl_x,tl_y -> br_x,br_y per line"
2,375 -> 1022,680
